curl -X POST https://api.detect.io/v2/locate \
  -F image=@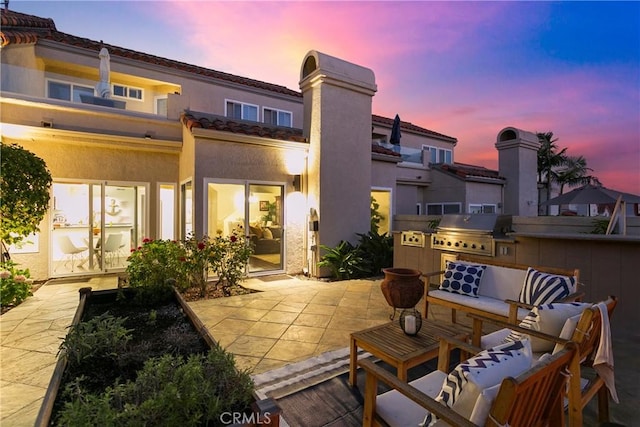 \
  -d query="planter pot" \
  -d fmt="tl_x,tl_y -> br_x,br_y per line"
380,268 -> 425,311
35,287 -> 280,427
